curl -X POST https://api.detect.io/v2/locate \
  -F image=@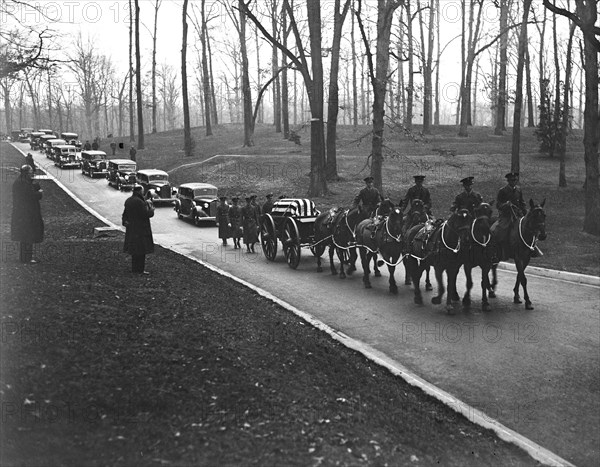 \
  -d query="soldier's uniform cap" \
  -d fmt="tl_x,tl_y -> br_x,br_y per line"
460,176 -> 474,185
20,164 -> 32,173
505,172 -> 519,179
266,193 -> 273,198
231,196 -> 239,201
364,176 -> 374,183
219,196 -> 227,201
413,175 -> 425,181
